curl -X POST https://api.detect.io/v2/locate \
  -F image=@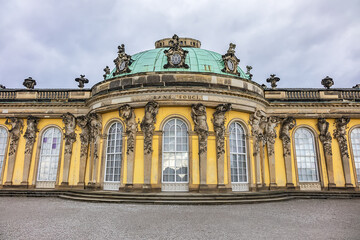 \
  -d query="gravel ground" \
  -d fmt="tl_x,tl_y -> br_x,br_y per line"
0,197 -> 359,240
